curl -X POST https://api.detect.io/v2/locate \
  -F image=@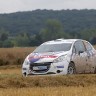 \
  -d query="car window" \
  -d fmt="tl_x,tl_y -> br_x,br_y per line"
33,43 -> 72,53
84,42 -> 92,51
74,40 -> 85,53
